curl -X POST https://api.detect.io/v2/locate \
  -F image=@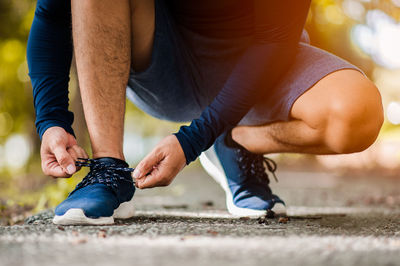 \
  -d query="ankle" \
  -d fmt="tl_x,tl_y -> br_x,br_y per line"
225,129 -> 242,149
92,151 -> 125,161
231,127 -> 261,154
230,127 -> 247,148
